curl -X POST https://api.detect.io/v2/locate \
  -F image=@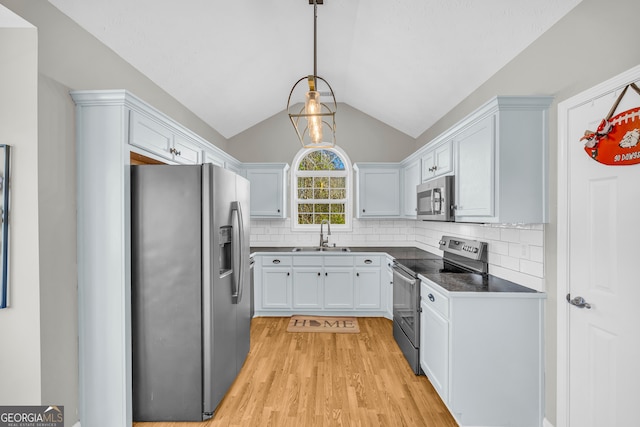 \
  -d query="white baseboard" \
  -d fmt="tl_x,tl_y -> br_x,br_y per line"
543,418 -> 555,427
